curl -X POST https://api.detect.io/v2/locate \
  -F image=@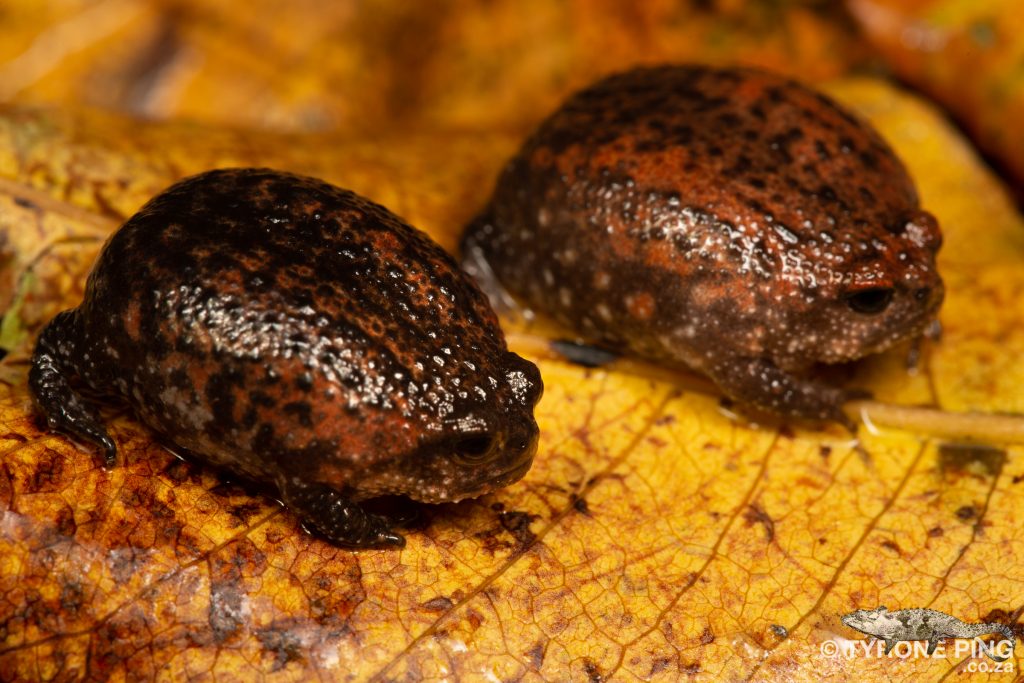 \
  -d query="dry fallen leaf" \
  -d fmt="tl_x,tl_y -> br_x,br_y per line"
1,72 -> 1024,683
847,0 -> 1024,197
0,0 -> 870,133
